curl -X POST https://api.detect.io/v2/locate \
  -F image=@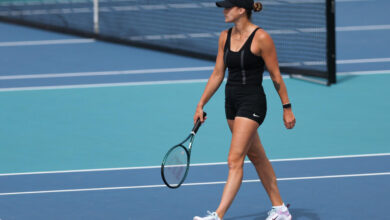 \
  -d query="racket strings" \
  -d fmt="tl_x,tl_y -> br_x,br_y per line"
163,146 -> 188,186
